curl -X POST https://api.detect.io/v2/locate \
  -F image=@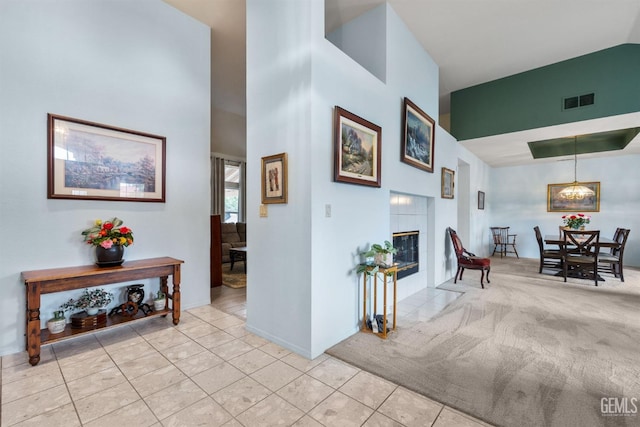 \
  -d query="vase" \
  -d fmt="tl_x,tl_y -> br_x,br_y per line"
95,245 -> 124,266
373,253 -> 392,267
86,307 -> 100,316
47,310 -> 66,334
153,299 -> 166,311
